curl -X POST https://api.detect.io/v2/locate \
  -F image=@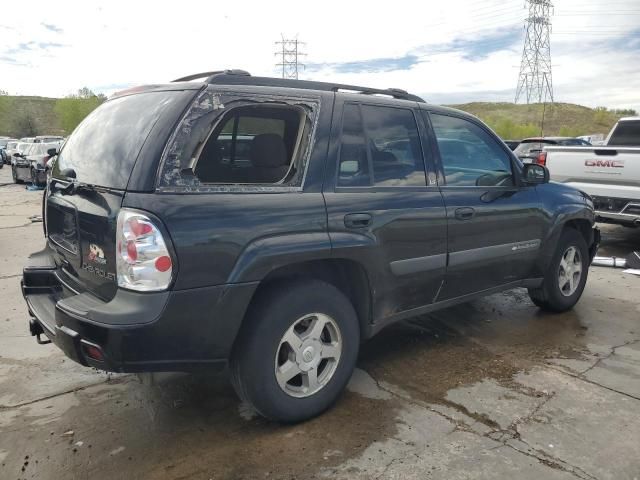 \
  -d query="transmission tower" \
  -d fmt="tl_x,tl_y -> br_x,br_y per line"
275,35 -> 305,79
515,0 -> 554,104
